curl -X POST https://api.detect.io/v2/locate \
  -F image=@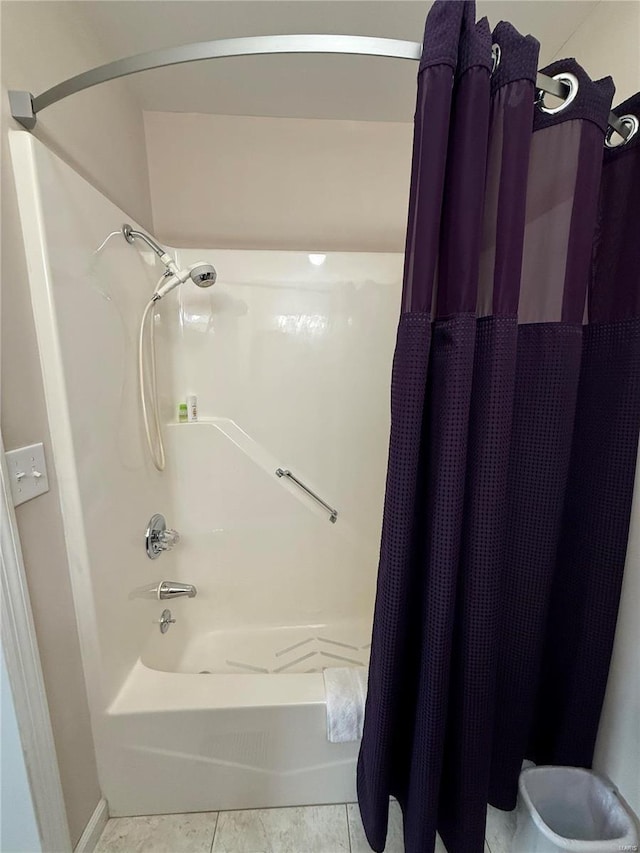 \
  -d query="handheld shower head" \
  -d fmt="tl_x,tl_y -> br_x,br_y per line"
153,262 -> 217,300
127,221 -> 219,472
188,263 -> 217,287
